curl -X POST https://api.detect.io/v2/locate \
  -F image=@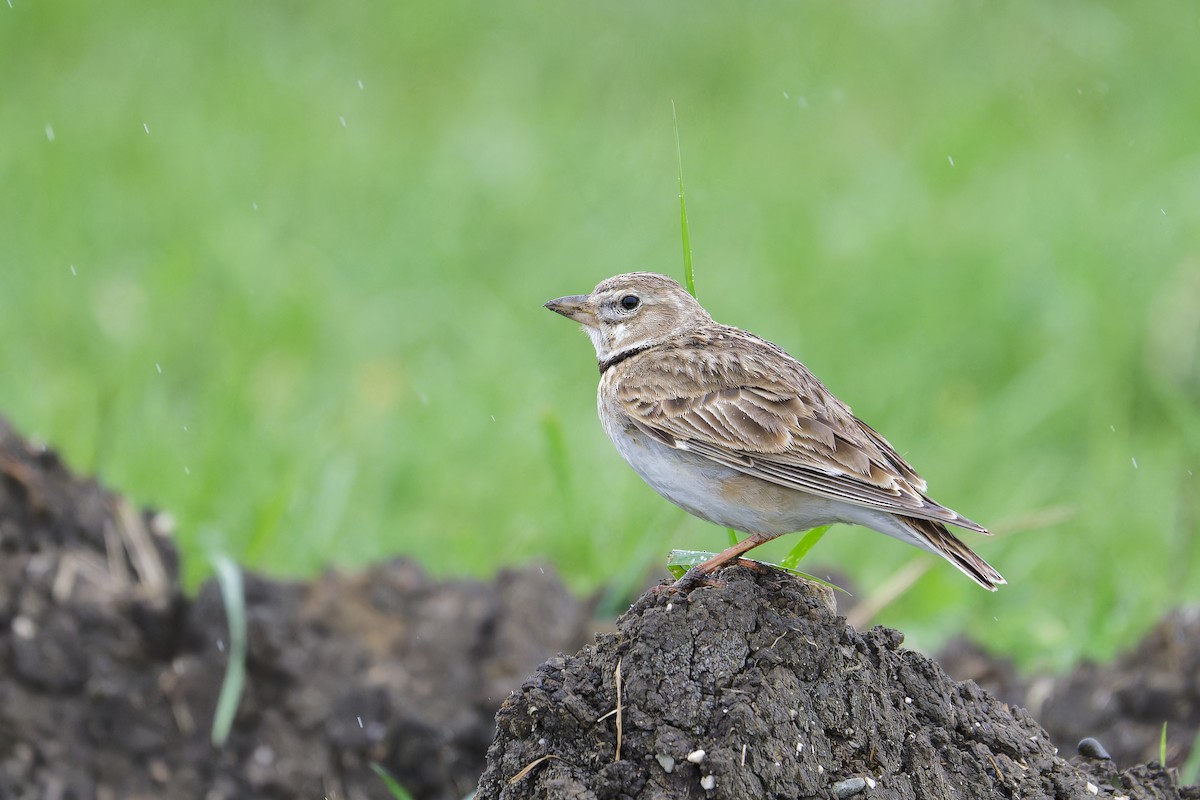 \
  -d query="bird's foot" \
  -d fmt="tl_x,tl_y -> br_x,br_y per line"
670,565 -> 716,592
668,558 -> 774,592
